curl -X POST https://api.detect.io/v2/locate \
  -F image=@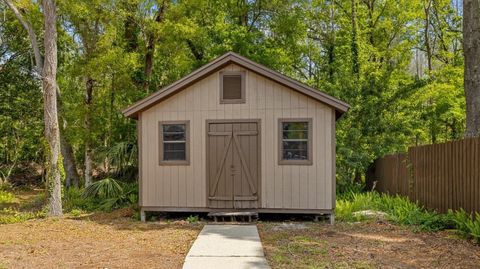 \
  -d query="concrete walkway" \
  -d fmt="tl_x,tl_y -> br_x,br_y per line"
183,224 -> 270,269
